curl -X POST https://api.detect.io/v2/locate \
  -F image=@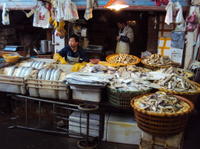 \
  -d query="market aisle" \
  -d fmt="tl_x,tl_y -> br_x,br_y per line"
0,108 -> 200,149
0,114 -> 137,149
